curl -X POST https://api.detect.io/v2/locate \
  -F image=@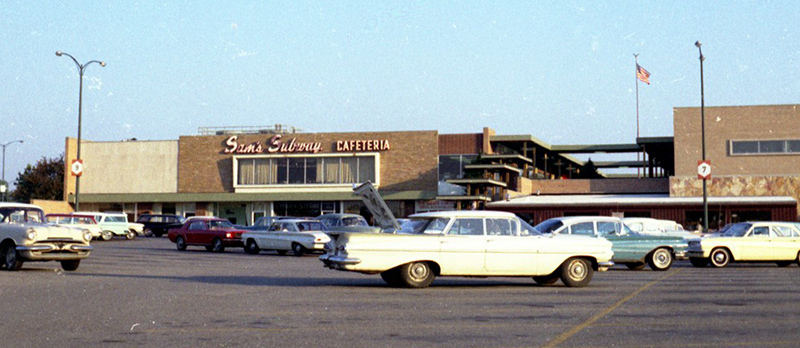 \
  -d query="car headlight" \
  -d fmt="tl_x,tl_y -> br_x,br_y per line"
26,228 -> 37,240
83,229 -> 93,242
